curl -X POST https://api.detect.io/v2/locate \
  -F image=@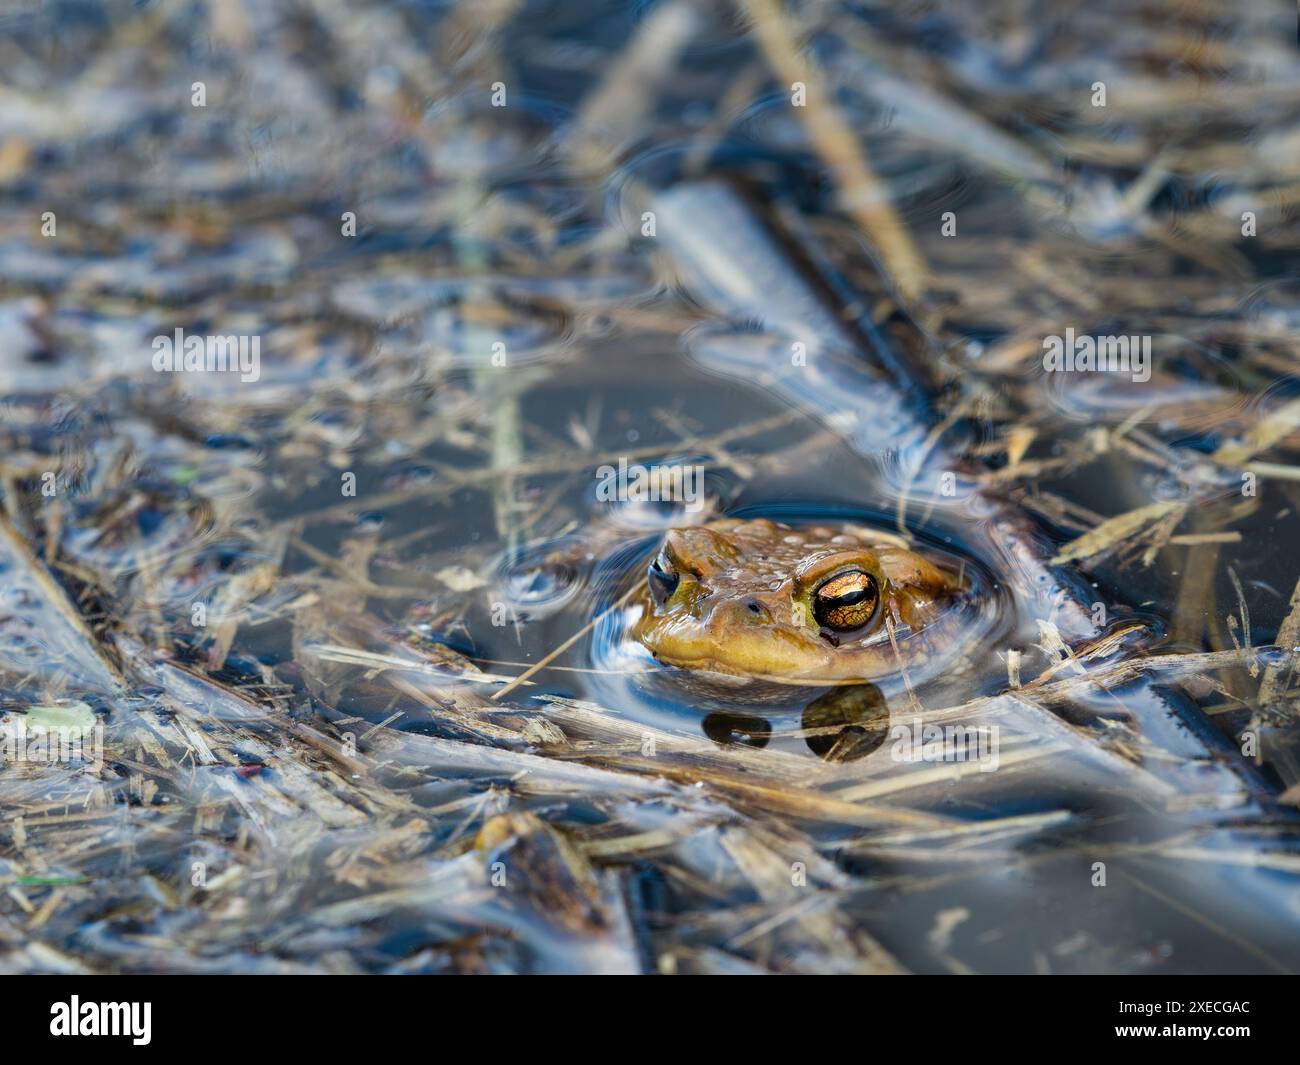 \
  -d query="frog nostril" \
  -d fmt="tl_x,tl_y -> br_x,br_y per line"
744,599 -> 772,623
747,600 -> 761,614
